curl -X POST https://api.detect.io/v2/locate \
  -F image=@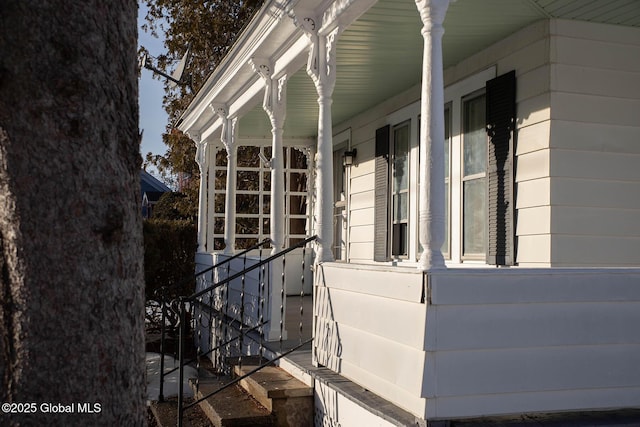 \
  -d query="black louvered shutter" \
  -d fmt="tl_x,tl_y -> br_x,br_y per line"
374,125 -> 390,262
486,71 -> 516,266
